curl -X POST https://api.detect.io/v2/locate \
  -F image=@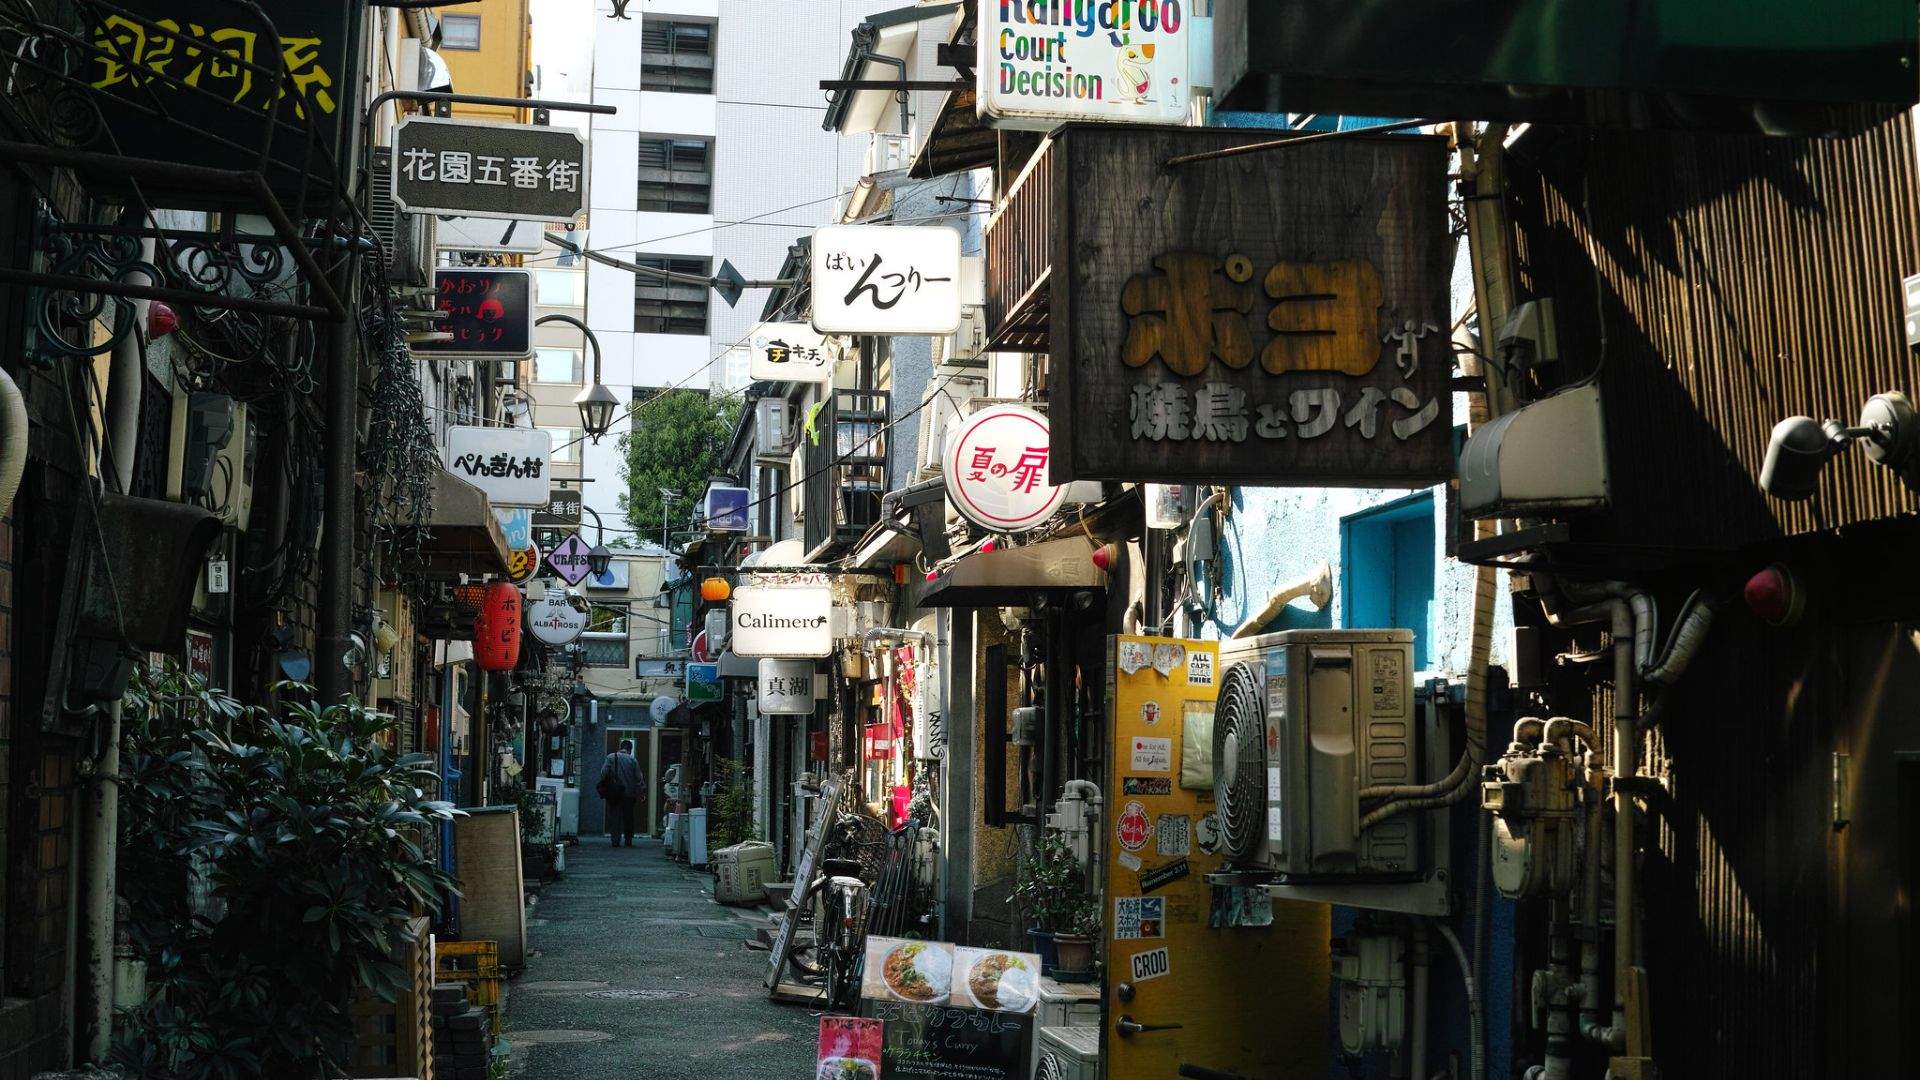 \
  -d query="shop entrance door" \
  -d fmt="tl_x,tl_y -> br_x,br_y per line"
1103,635 -> 1330,1080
